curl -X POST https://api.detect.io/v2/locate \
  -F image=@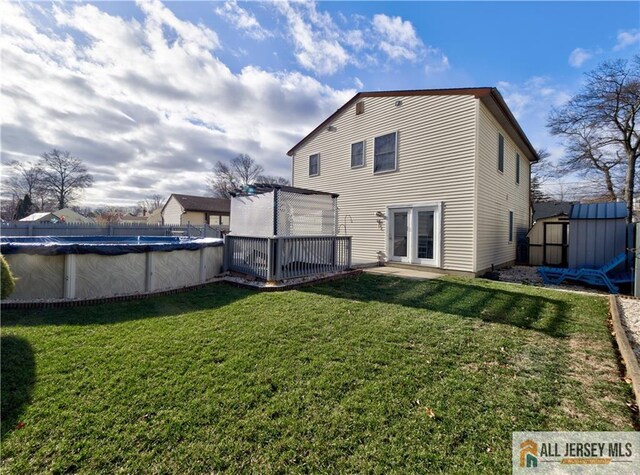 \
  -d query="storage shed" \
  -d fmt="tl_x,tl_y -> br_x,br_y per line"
568,202 -> 628,268
527,213 -> 570,266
